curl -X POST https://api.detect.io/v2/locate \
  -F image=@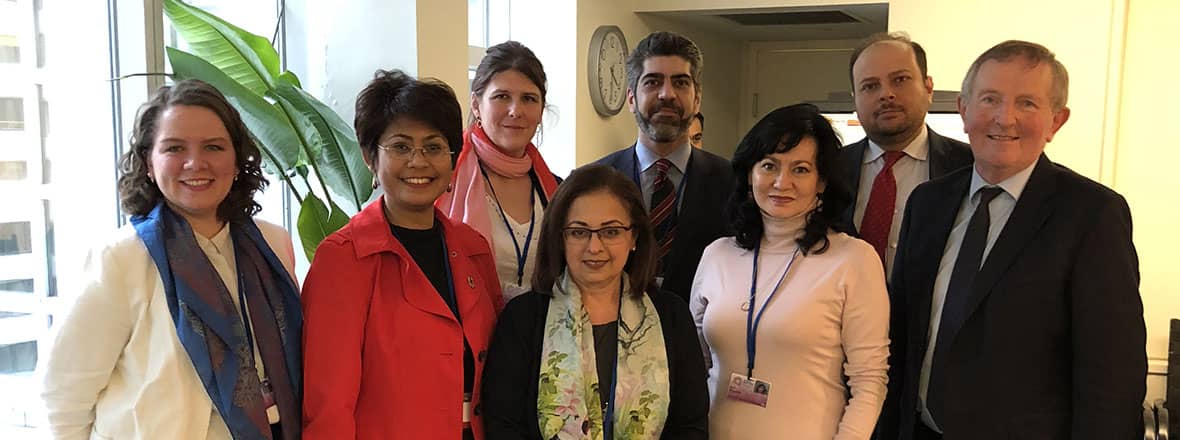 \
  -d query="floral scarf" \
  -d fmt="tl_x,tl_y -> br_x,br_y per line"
538,271 -> 670,440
